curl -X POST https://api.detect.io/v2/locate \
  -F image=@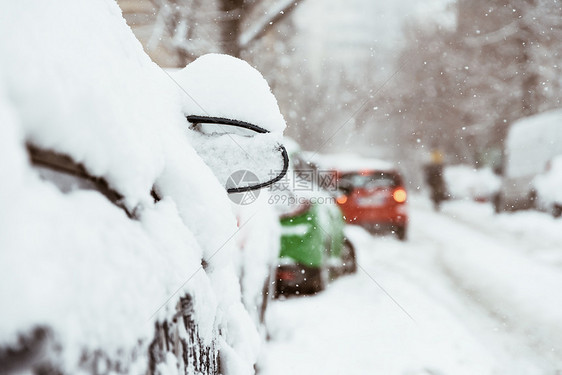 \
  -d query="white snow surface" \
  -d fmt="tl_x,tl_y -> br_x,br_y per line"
233,194 -> 280,330
173,54 -> 286,189
0,1 -> 175,209
173,54 -> 286,133
0,1 -> 282,374
305,152 -> 395,172
443,164 -> 501,200
260,196 -> 562,375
